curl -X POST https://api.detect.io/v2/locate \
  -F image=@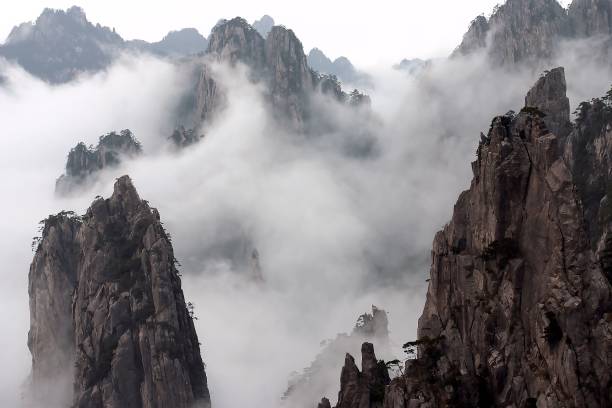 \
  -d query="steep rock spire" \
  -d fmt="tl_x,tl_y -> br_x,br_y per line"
28,175 -> 211,407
